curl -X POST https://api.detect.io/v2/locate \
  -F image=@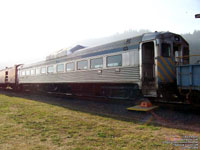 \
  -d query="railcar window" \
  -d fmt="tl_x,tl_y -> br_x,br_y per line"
31,69 -> 35,75
174,45 -> 181,63
183,47 -> 189,64
66,62 -> 75,71
90,58 -> 103,69
41,67 -> 46,74
26,70 -> 30,76
57,64 -> 64,72
21,71 -> 25,76
18,70 -> 20,76
161,43 -> 171,57
47,66 -> 54,73
107,54 -> 122,67
77,60 -> 88,70
36,68 -> 40,75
